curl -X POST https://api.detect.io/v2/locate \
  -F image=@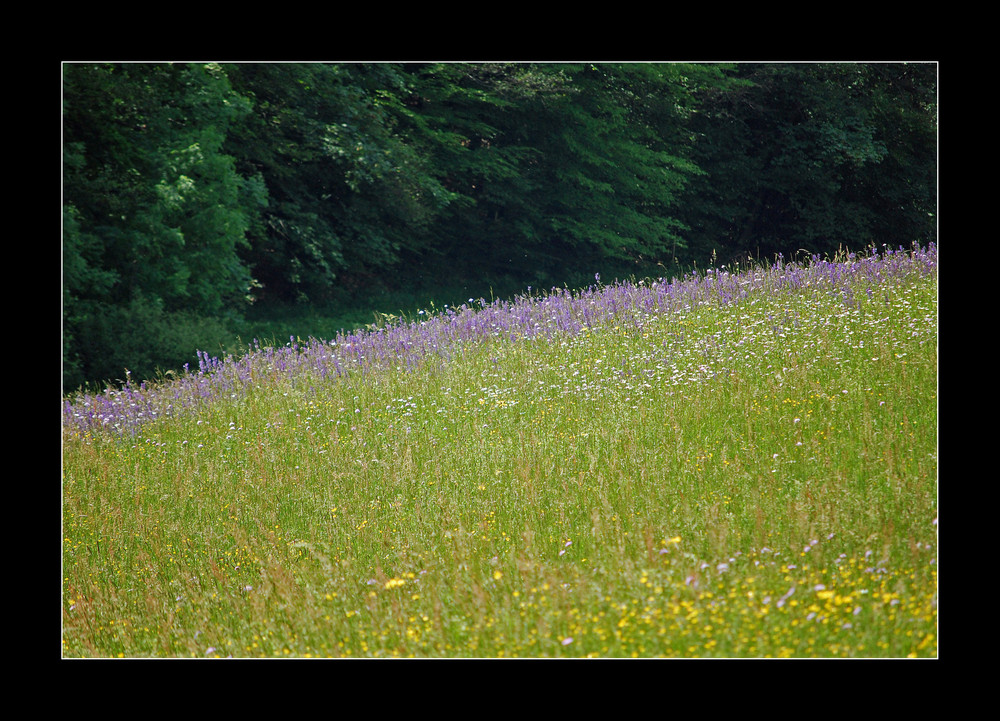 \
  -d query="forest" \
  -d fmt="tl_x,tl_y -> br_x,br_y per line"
62,62 -> 937,392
